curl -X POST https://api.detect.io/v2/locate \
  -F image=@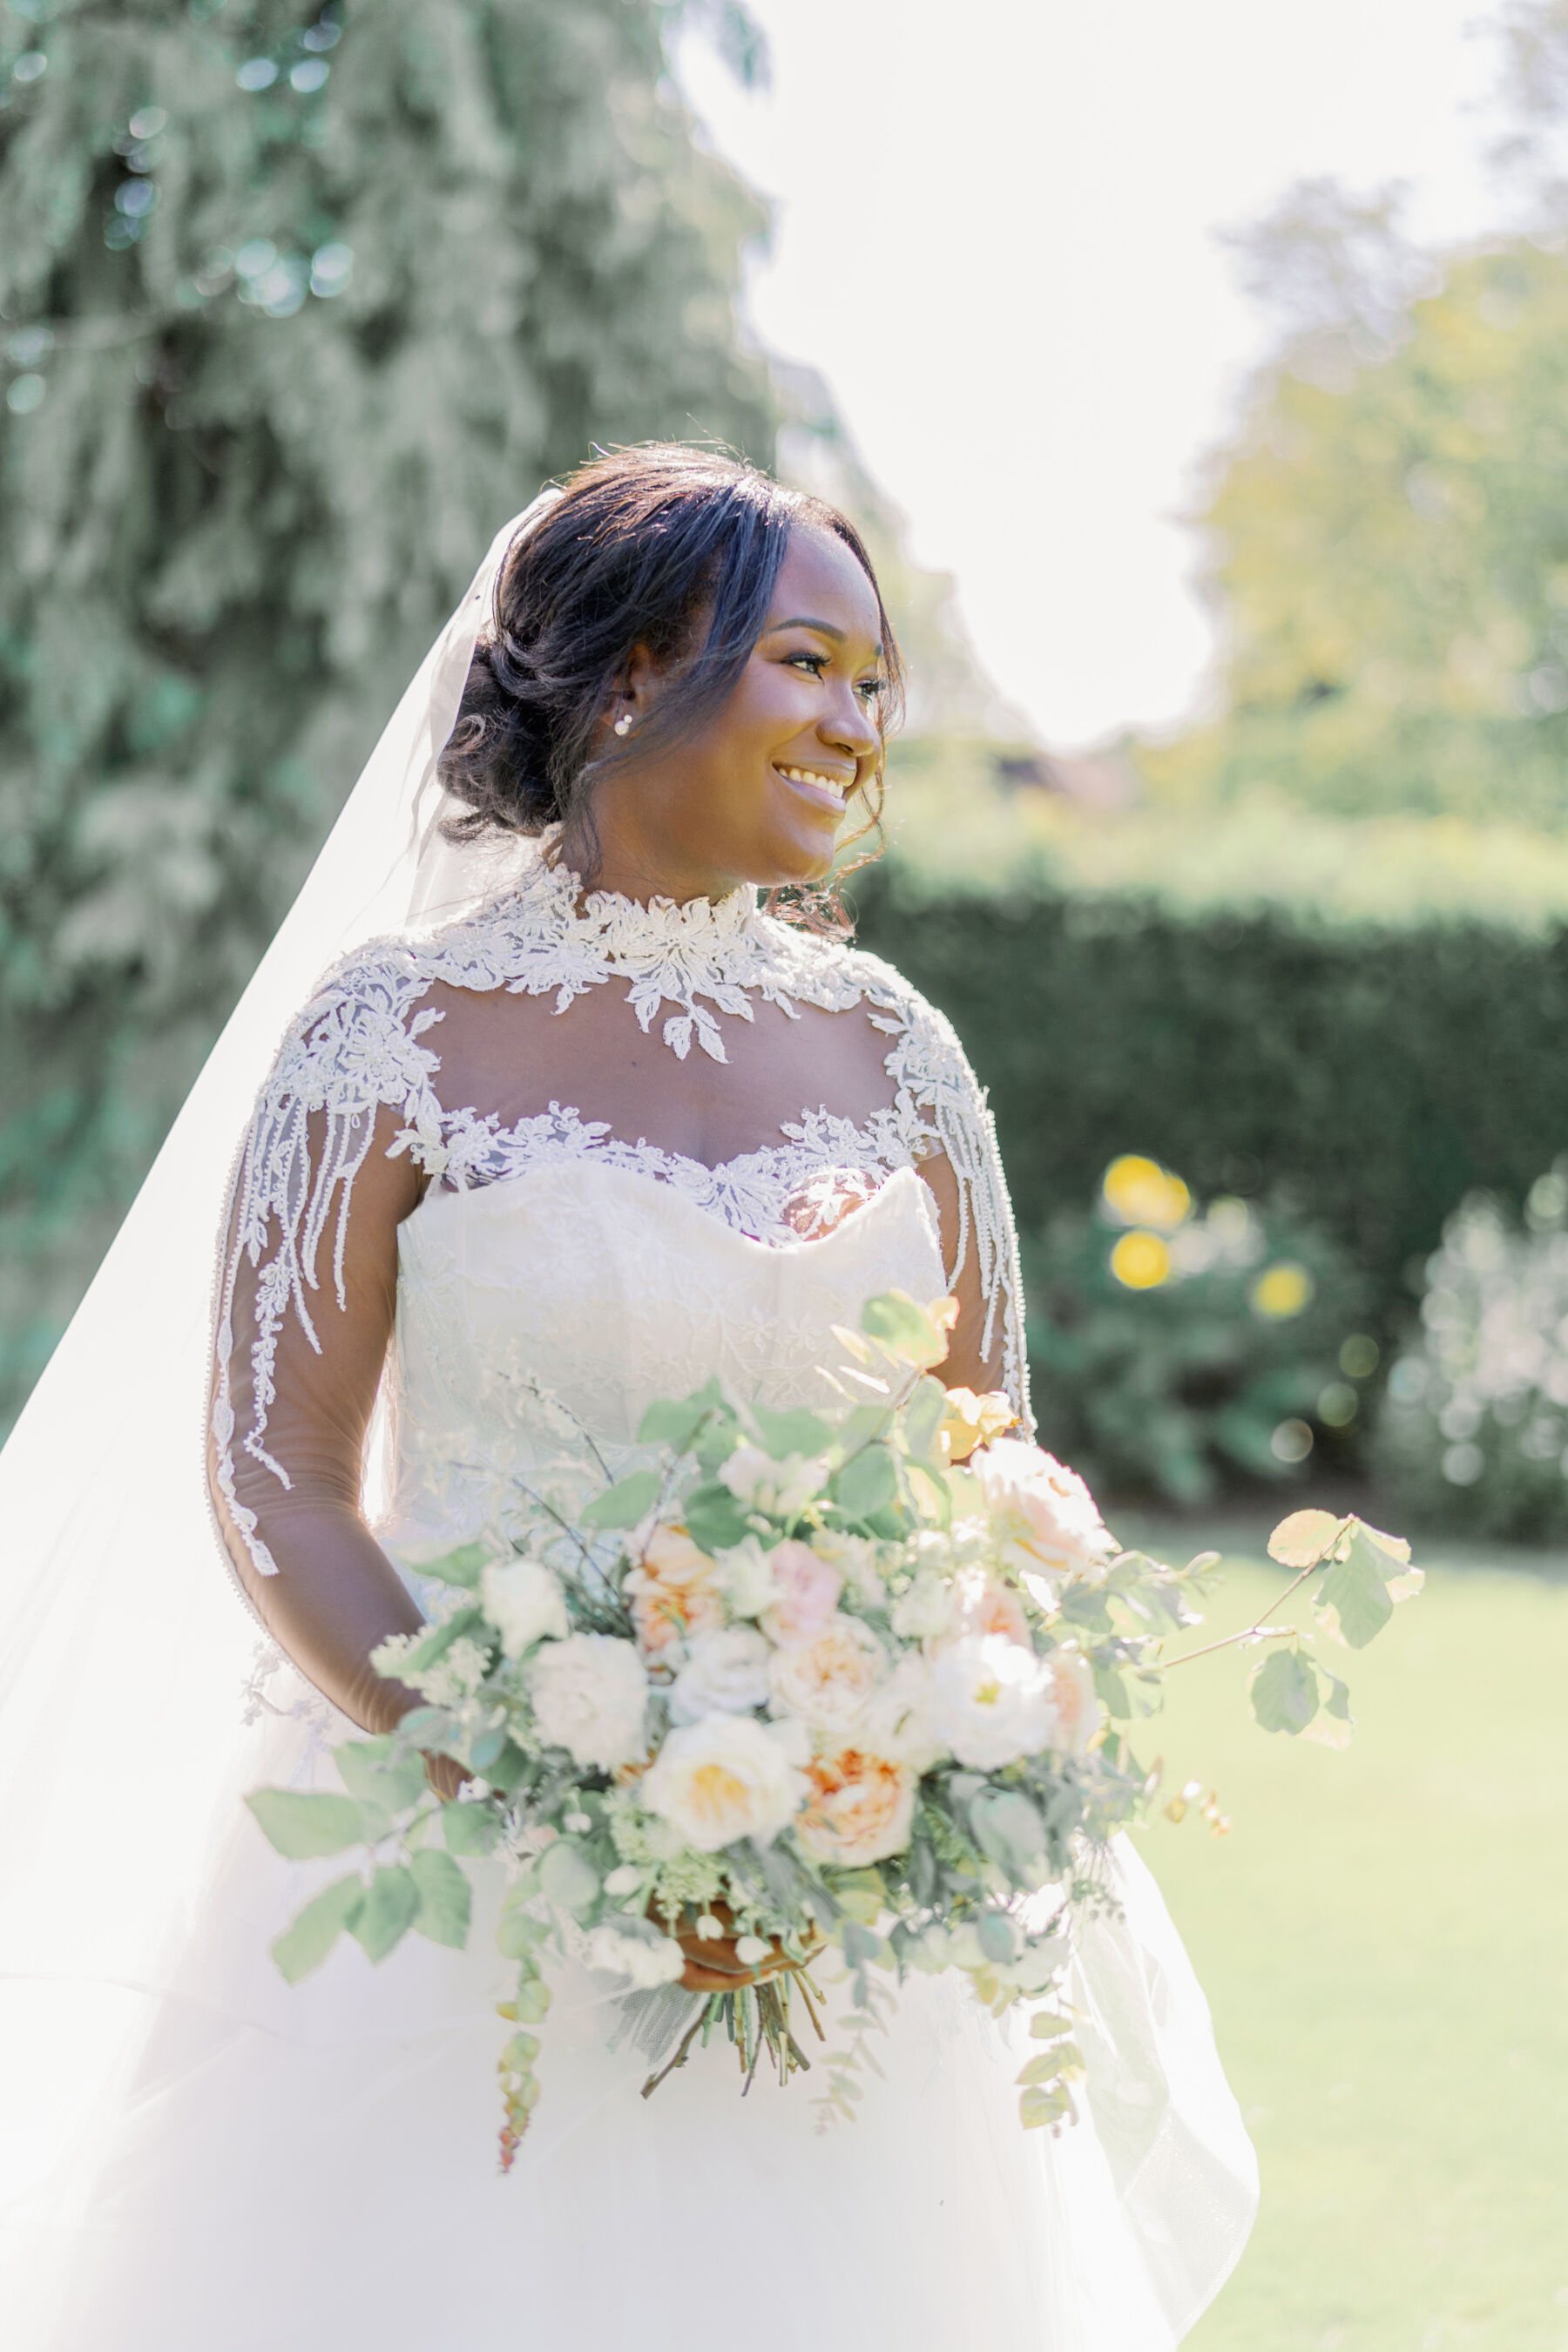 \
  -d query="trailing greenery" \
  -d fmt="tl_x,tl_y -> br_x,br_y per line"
0,0 -> 775,1429
852,868 -> 1568,1407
